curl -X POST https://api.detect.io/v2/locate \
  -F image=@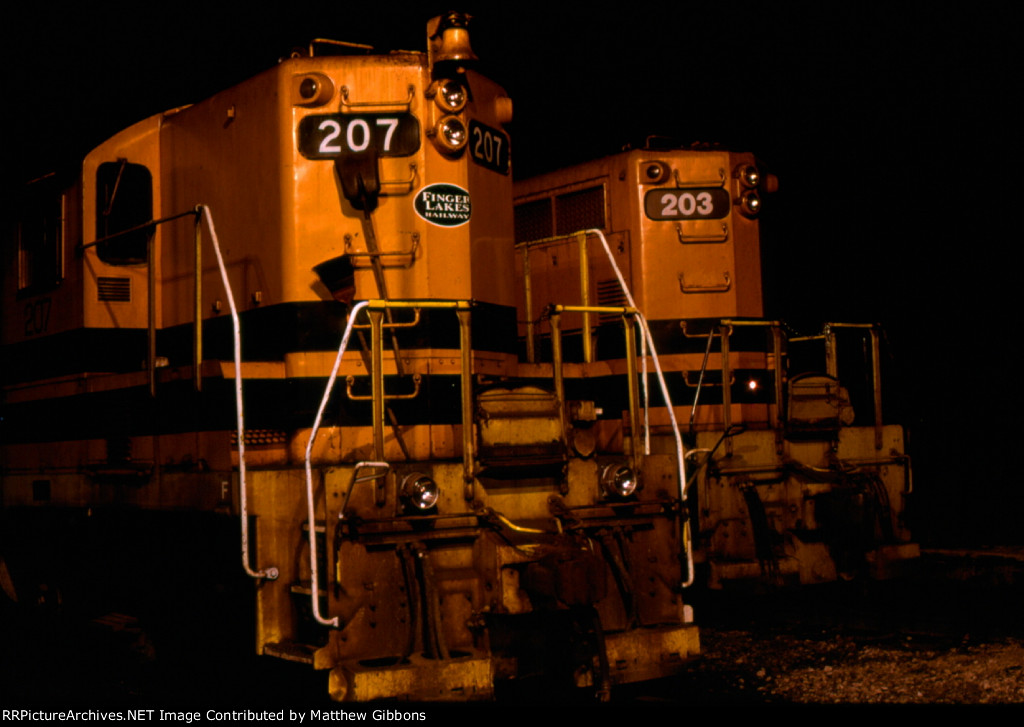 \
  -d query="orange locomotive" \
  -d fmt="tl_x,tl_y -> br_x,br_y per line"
513,142 -> 918,590
1,15 -> 699,700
